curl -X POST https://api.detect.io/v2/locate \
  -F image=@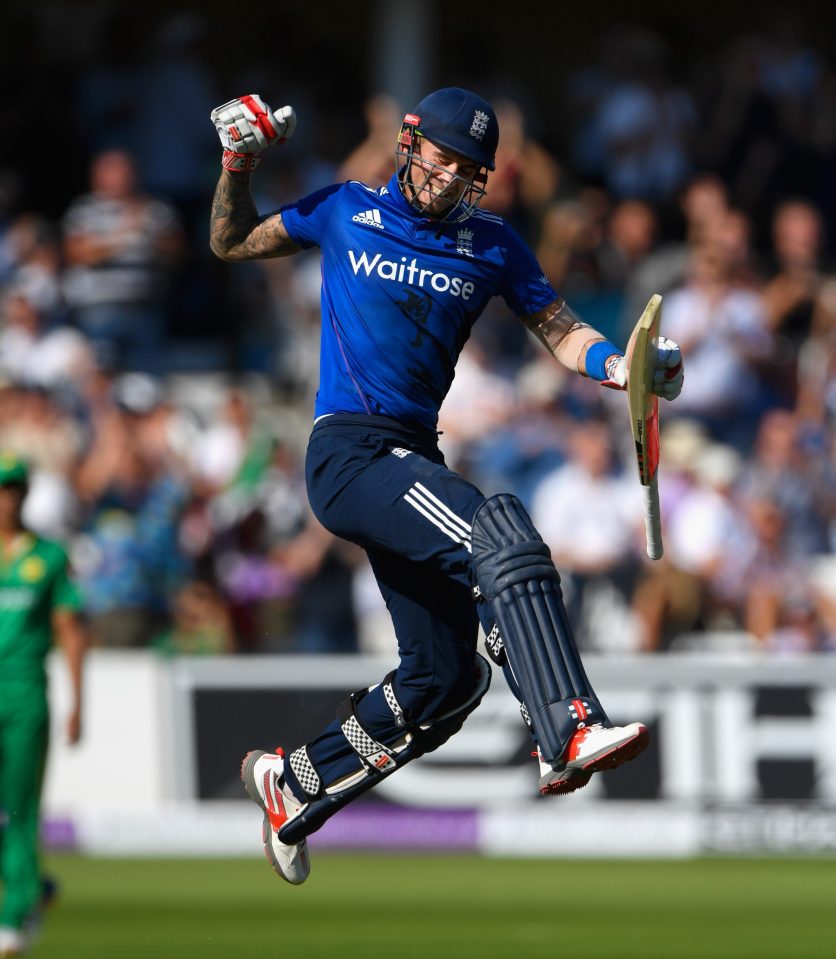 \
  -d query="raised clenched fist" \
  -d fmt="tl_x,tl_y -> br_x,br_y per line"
210,95 -> 296,173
